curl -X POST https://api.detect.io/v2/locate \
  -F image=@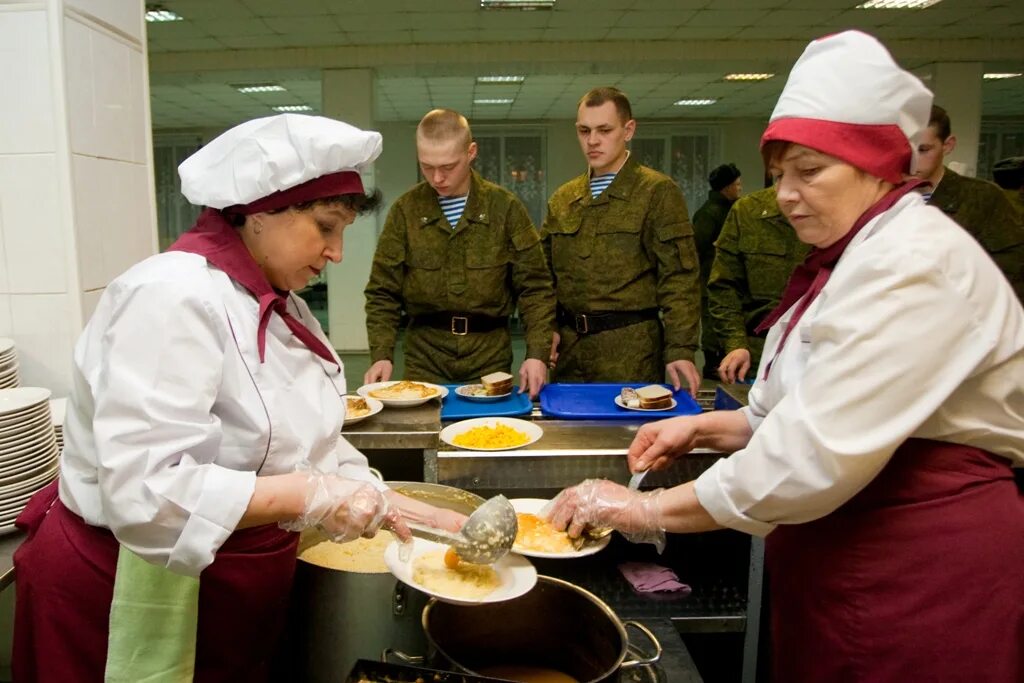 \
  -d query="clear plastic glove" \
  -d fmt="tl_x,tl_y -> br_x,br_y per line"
545,479 -> 666,553
281,469 -> 409,544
